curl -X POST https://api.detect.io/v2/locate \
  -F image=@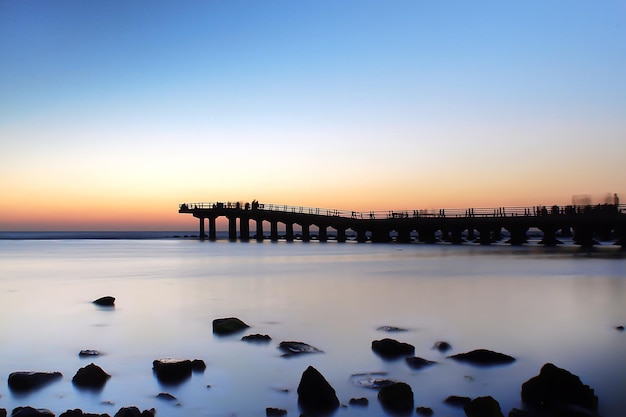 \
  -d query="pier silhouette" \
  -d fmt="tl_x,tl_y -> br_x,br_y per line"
179,201 -> 626,247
